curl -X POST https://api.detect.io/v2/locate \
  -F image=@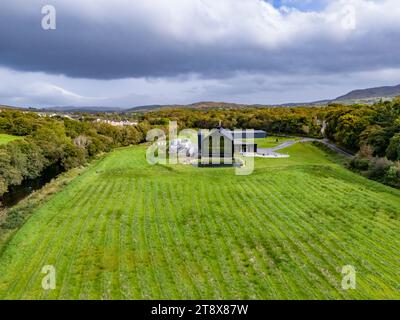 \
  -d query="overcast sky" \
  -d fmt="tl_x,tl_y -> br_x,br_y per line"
0,0 -> 399,108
